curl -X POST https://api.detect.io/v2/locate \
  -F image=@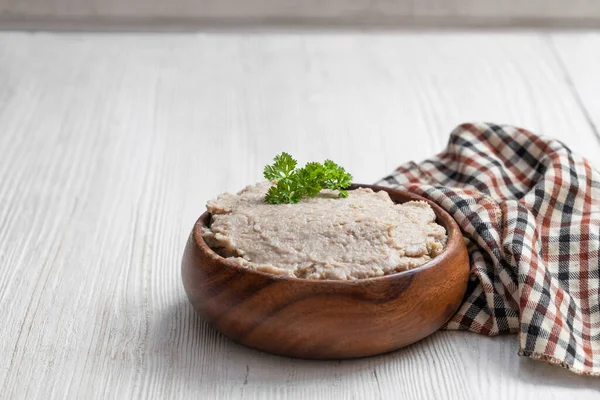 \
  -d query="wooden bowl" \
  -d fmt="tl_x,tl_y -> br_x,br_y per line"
181,184 -> 469,359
